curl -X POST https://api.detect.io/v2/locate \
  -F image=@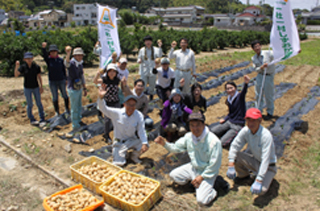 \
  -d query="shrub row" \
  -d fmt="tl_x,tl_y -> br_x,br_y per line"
0,26 -> 308,76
